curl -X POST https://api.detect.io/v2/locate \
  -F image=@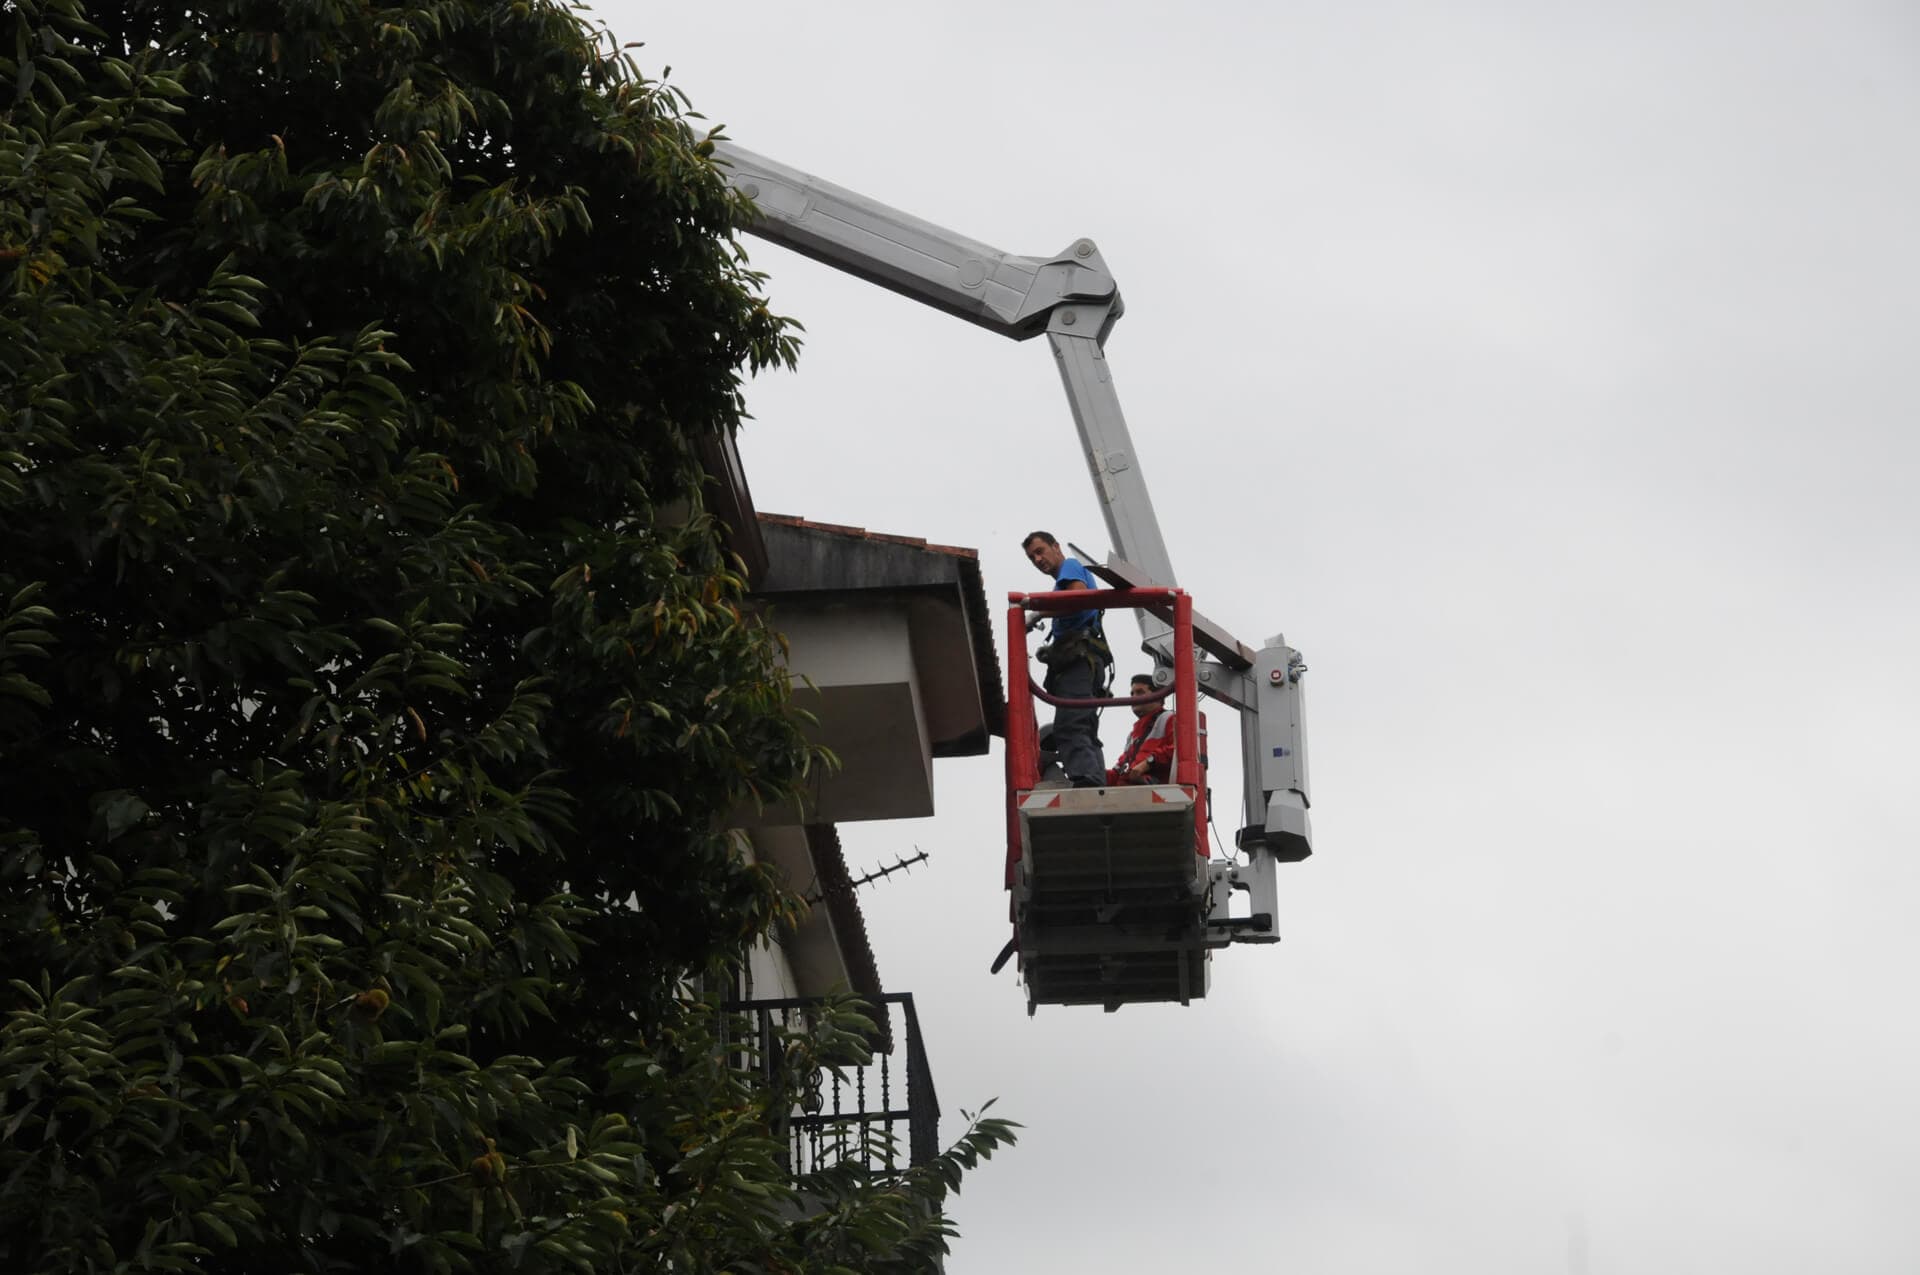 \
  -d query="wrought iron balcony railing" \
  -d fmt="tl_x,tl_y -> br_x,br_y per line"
724,993 -> 939,1176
